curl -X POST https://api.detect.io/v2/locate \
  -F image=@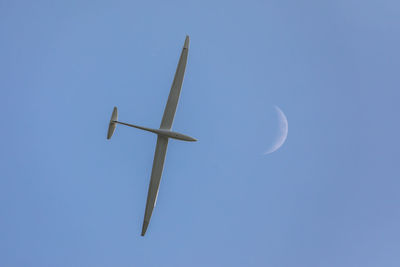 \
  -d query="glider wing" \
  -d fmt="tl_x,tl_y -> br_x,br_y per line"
141,136 -> 169,236
159,36 -> 189,129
